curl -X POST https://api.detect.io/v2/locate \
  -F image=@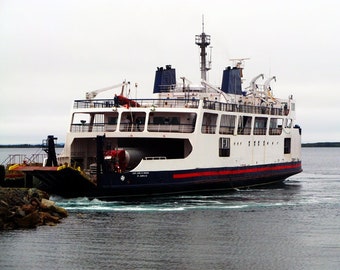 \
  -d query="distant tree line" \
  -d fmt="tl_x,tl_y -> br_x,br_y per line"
0,144 -> 65,148
302,142 -> 340,147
